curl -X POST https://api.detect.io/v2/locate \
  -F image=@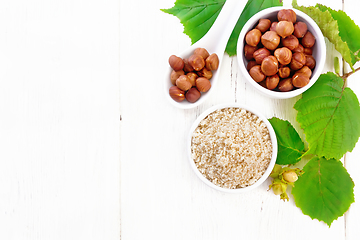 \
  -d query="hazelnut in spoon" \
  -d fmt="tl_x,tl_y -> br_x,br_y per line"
164,0 -> 247,109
